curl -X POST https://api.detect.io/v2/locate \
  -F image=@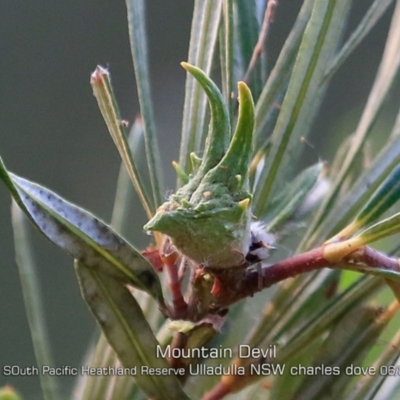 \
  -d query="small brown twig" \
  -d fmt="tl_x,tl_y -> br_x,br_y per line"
243,0 -> 278,84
